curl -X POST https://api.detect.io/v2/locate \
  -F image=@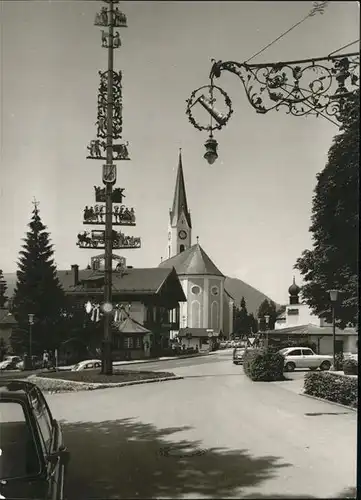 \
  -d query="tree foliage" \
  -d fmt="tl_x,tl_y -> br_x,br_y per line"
257,299 -> 278,330
295,91 -> 359,328
11,205 -> 67,354
233,297 -> 259,335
